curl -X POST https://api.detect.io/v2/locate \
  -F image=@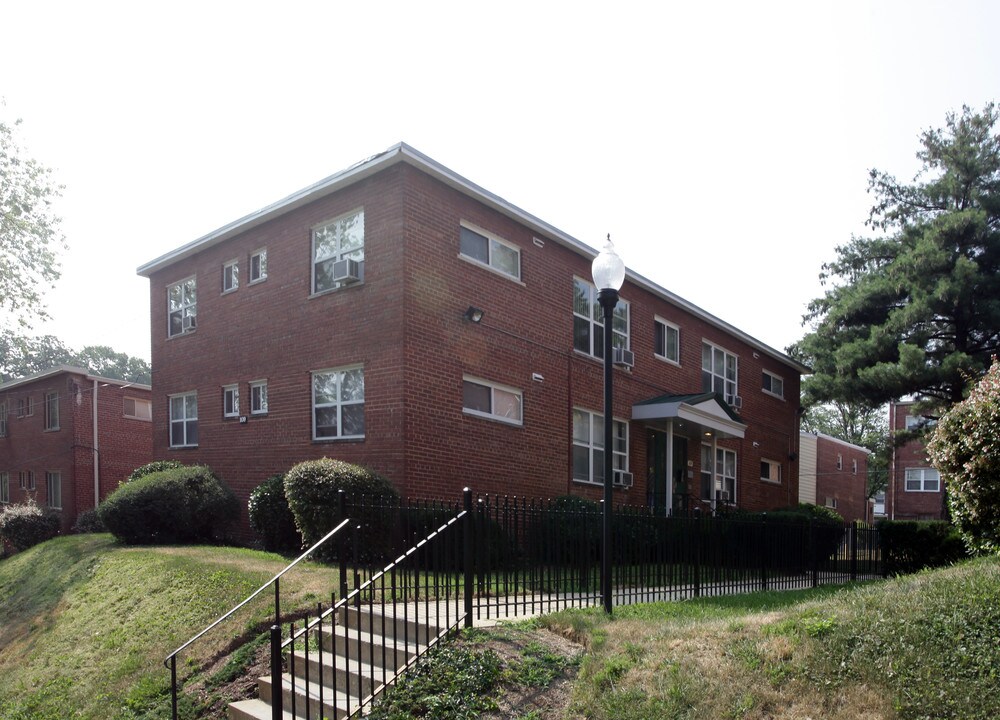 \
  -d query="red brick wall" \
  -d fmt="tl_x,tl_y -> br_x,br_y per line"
147,162 -> 804,541
888,402 -> 946,520
814,436 -> 869,523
